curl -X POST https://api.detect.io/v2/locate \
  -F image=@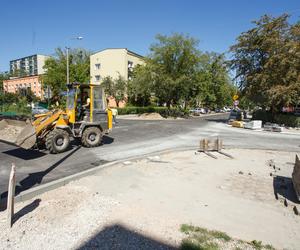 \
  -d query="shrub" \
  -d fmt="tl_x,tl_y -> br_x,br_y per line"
252,110 -> 273,123
252,110 -> 300,127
